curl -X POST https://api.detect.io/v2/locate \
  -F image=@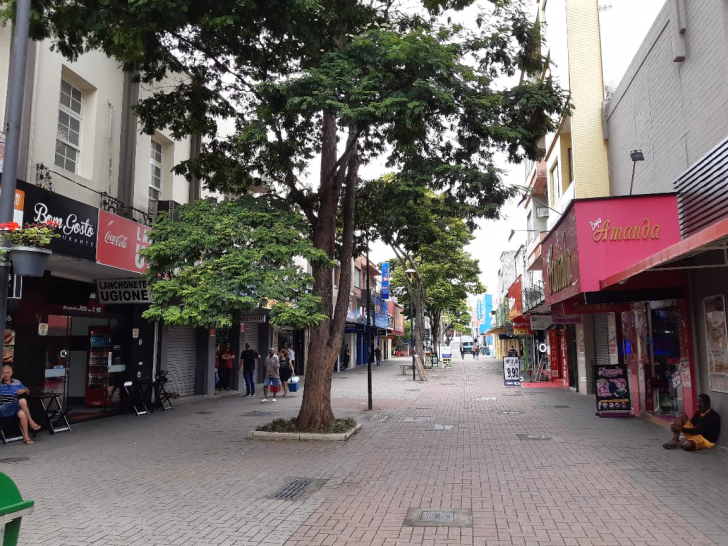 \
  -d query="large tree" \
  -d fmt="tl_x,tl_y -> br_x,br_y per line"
21,0 -> 568,427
